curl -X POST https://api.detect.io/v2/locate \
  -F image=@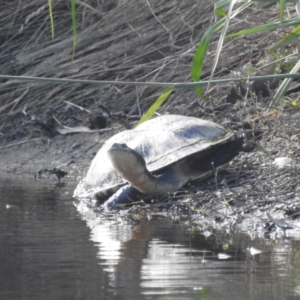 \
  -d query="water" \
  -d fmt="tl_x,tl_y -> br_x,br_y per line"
1,174 -> 300,300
